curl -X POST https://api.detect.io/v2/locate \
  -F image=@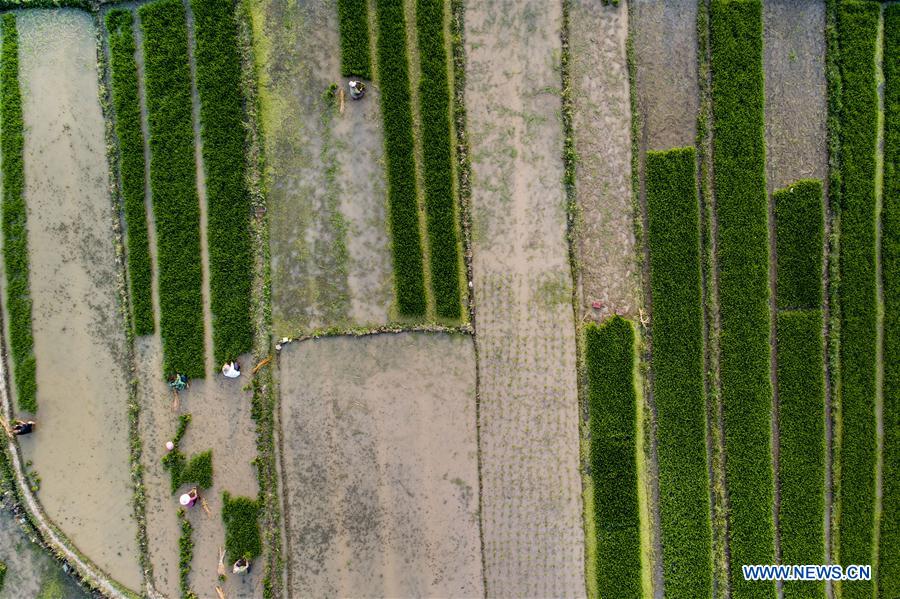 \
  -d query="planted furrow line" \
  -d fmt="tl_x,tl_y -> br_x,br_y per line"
709,1 -> 774,596
190,0 -> 254,363
0,14 -> 36,413
139,0 -> 206,378
774,180 -> 825,599
585,316 -> 641,598
878,4 -> 900,595
374,0 -> 426,317
645,147 -> 713,597
835,4 -> 879,595
415,0 -> 463,321
106,9 -> 154,337
337,0 -> 372,79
